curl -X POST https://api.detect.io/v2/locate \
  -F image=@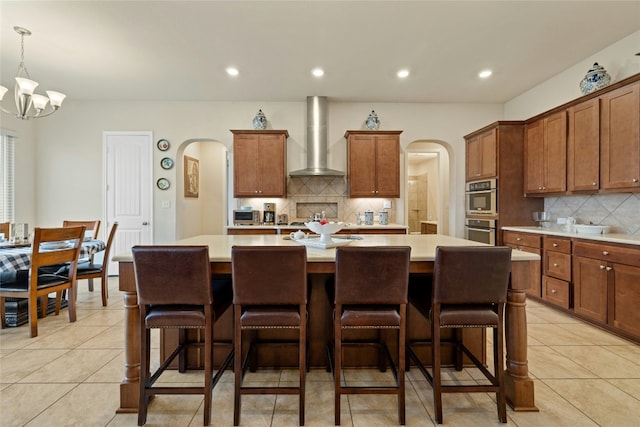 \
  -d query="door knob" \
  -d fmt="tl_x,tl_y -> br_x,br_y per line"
142,222 -> 148,225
